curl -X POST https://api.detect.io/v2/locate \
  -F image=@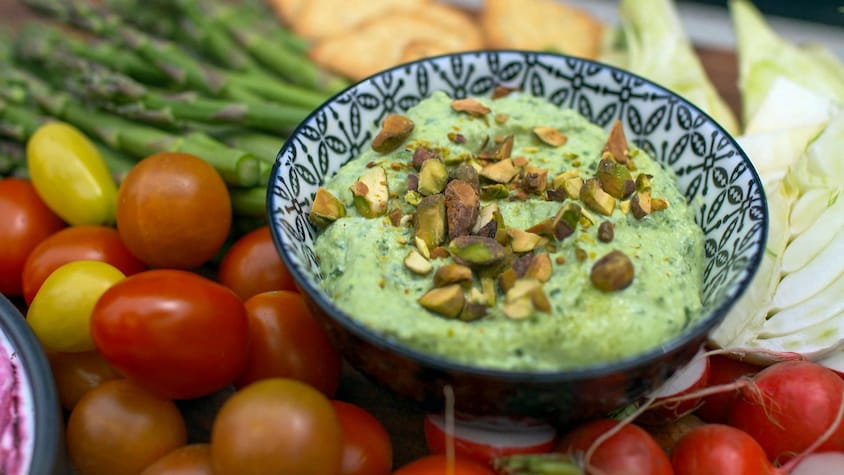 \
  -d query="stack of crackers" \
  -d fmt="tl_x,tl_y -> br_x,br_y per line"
269,0 -> 605,81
